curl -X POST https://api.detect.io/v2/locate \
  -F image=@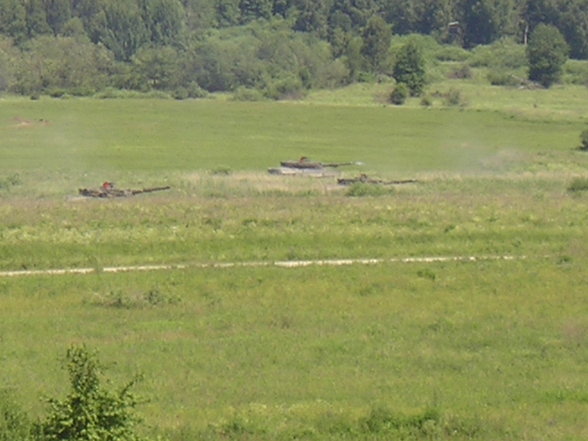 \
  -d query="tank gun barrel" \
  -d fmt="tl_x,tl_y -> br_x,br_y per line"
130,186 -> 171,195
